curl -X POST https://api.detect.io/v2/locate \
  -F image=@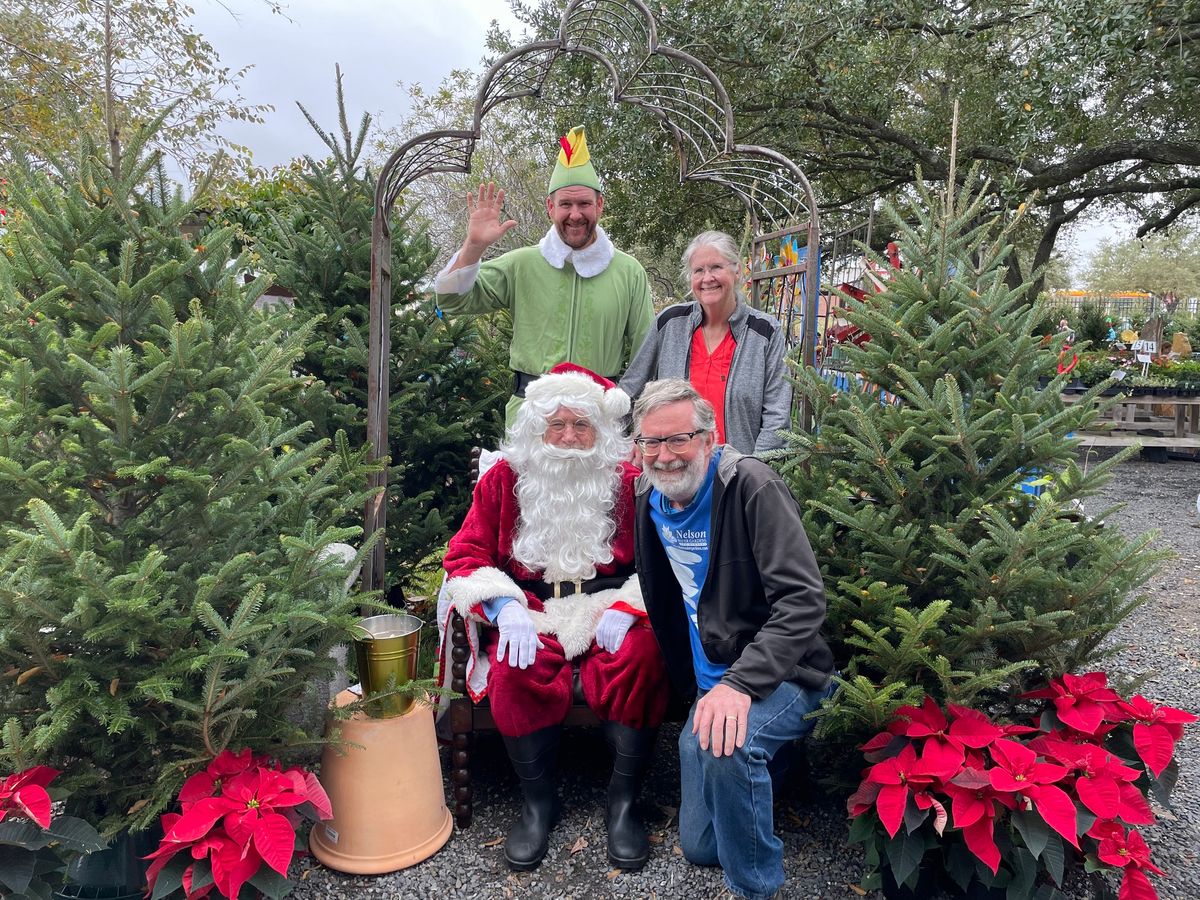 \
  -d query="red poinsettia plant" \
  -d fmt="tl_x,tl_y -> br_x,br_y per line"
0,766 -> 105,898
145,749 -> 333,899
847,672 -> 1196,900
